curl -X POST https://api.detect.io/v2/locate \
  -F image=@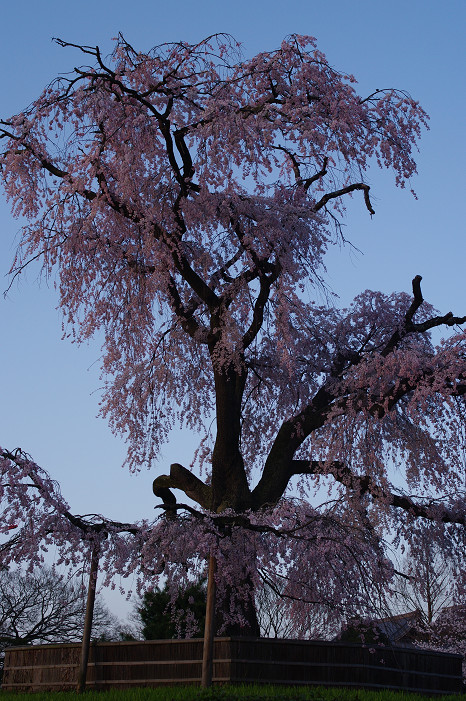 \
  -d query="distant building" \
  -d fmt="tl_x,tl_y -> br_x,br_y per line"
337,610 -> 424,647
375,610 -> 424,646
